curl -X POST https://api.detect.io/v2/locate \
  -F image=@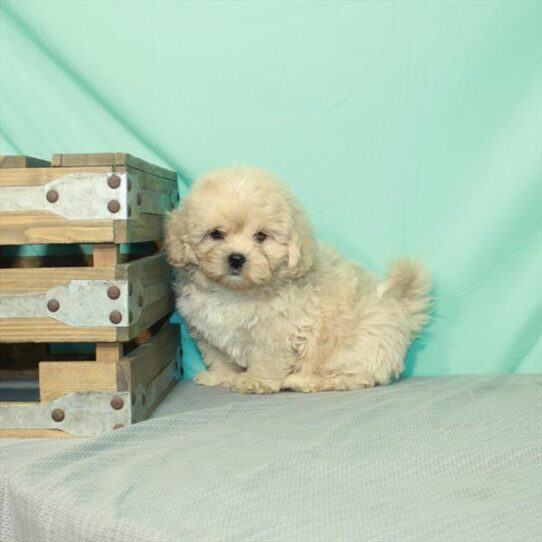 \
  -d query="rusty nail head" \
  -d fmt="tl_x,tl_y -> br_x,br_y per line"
46,189 -> 59,203
107,286 -> 121,300
111,396 -> 124,410
107,175 -> 121,189
47,299 -> 60,312
51,408 -> 65,422
138,295 -> 143,307
137,193 -> 143,206
113,424 -> 125,430
107,200 -> 121,213
109,310 -> 122,324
